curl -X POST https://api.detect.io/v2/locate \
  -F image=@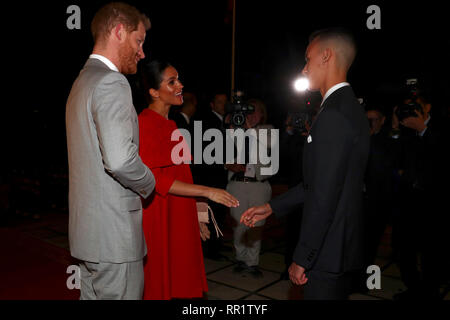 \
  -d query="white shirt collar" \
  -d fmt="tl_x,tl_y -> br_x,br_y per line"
180,112 -> 190,125
321,82 -> 350,106
212,110 -> 223,121
89,54 -> 119,72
